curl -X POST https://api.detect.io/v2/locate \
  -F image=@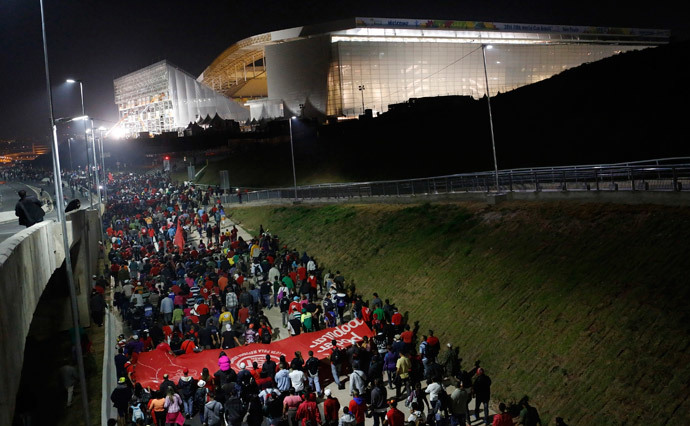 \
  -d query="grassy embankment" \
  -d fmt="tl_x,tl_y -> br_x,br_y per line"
227,201 -> 690,425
